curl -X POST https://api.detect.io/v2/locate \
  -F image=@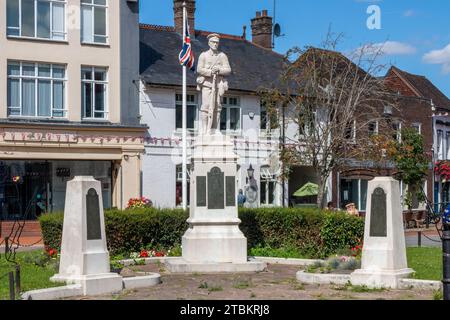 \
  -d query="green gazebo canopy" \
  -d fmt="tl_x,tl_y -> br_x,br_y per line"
293,182 -> 319,197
